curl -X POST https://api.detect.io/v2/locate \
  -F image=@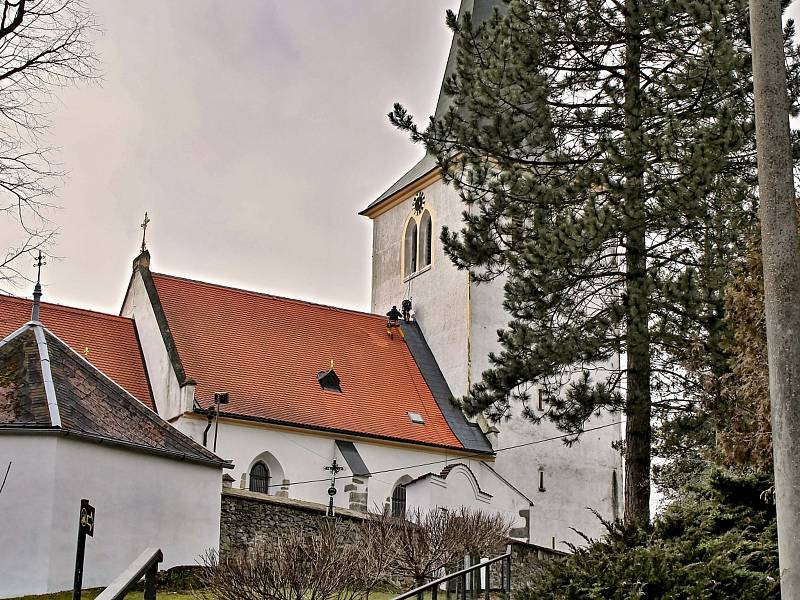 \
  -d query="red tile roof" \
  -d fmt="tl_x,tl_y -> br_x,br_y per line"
150,273 -> 465,450
0,294 -> 155,409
